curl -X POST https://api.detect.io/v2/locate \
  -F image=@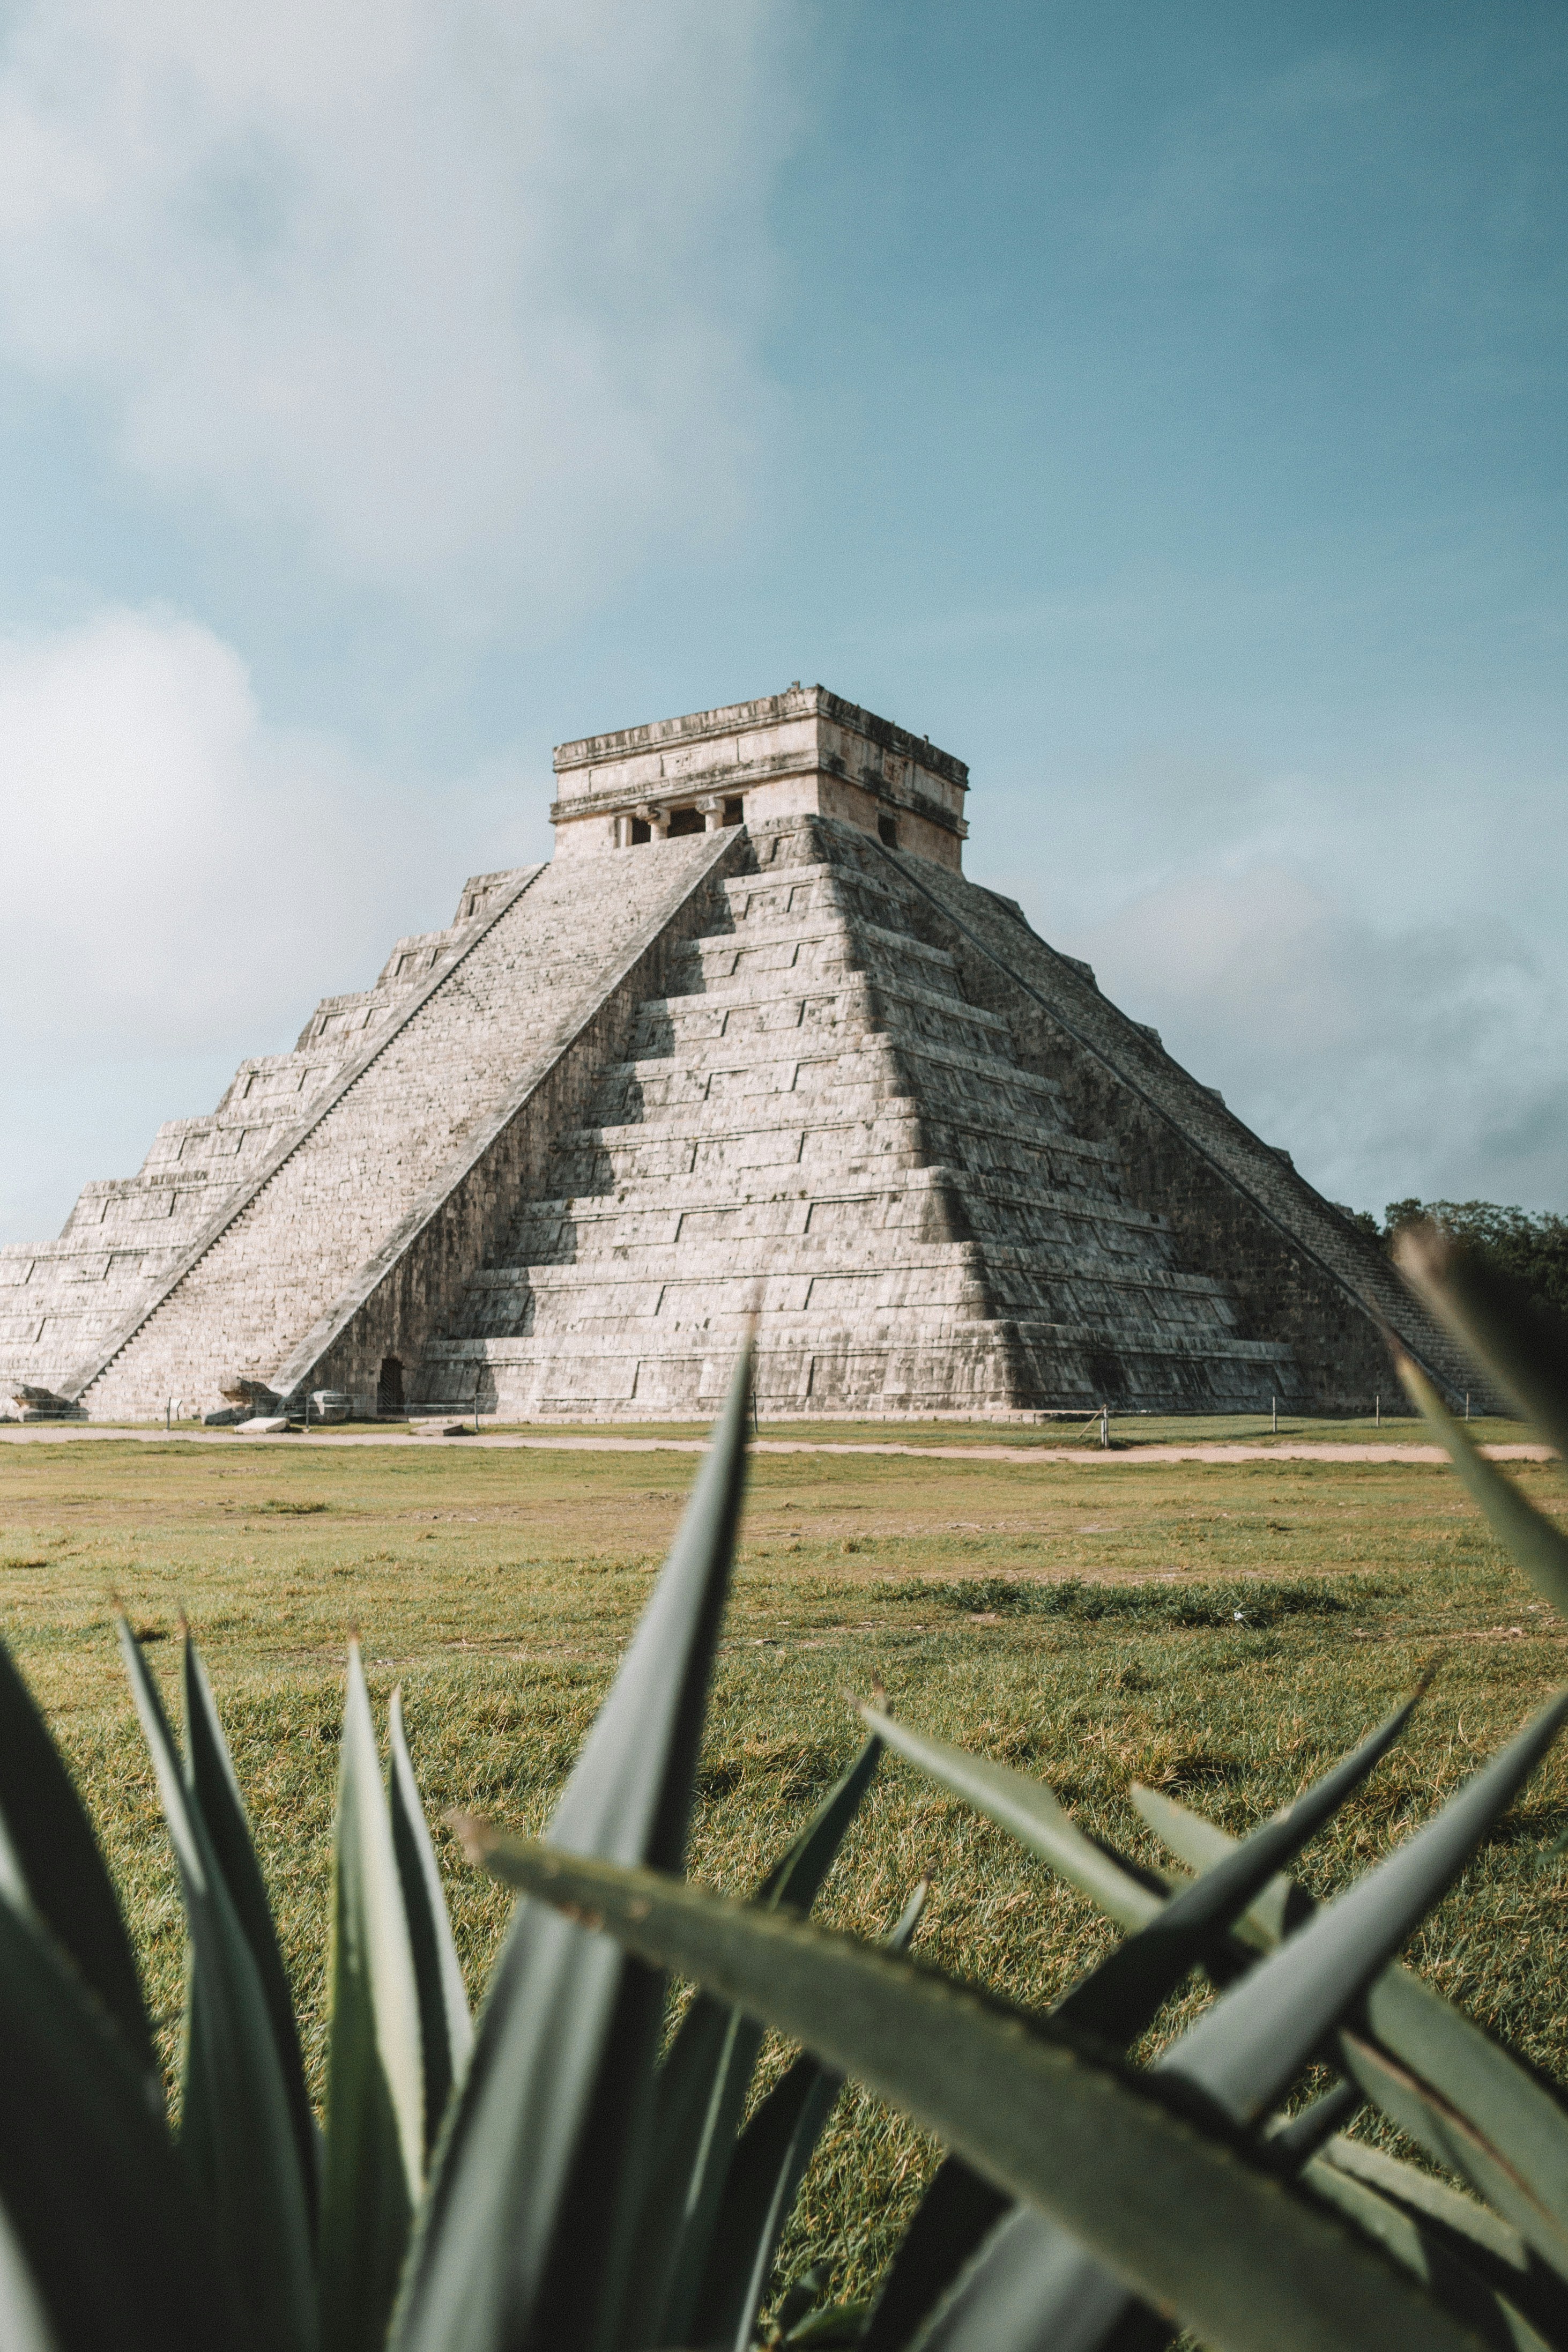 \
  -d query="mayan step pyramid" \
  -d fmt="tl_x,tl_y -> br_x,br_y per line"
2,687 -> 1477,1421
